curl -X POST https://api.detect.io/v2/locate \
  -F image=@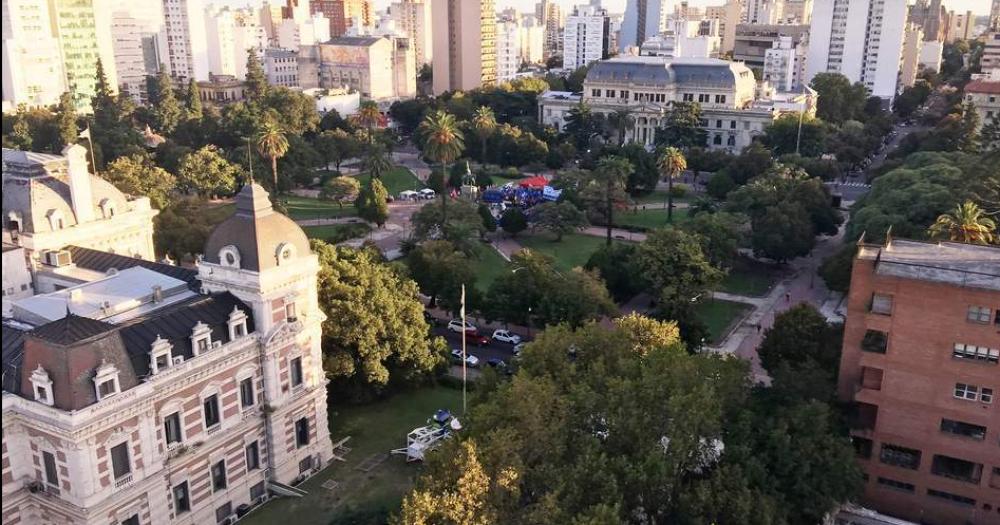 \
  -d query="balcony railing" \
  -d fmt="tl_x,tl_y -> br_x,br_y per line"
114,473 -> 134,490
